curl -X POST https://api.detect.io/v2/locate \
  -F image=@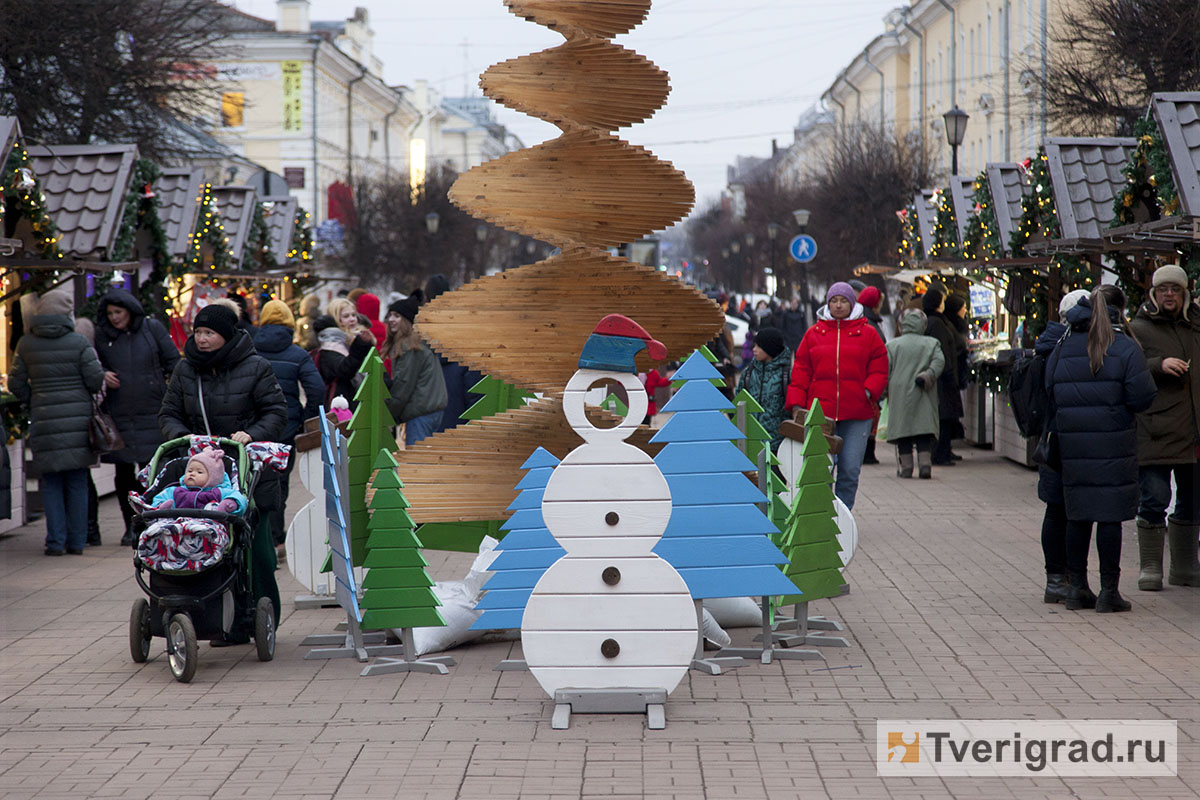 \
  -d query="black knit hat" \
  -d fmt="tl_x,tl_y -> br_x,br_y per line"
193,304 -> 238,341
387,292 -> 422,323
921,286 -> 945,314
754,326 -> 785,359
